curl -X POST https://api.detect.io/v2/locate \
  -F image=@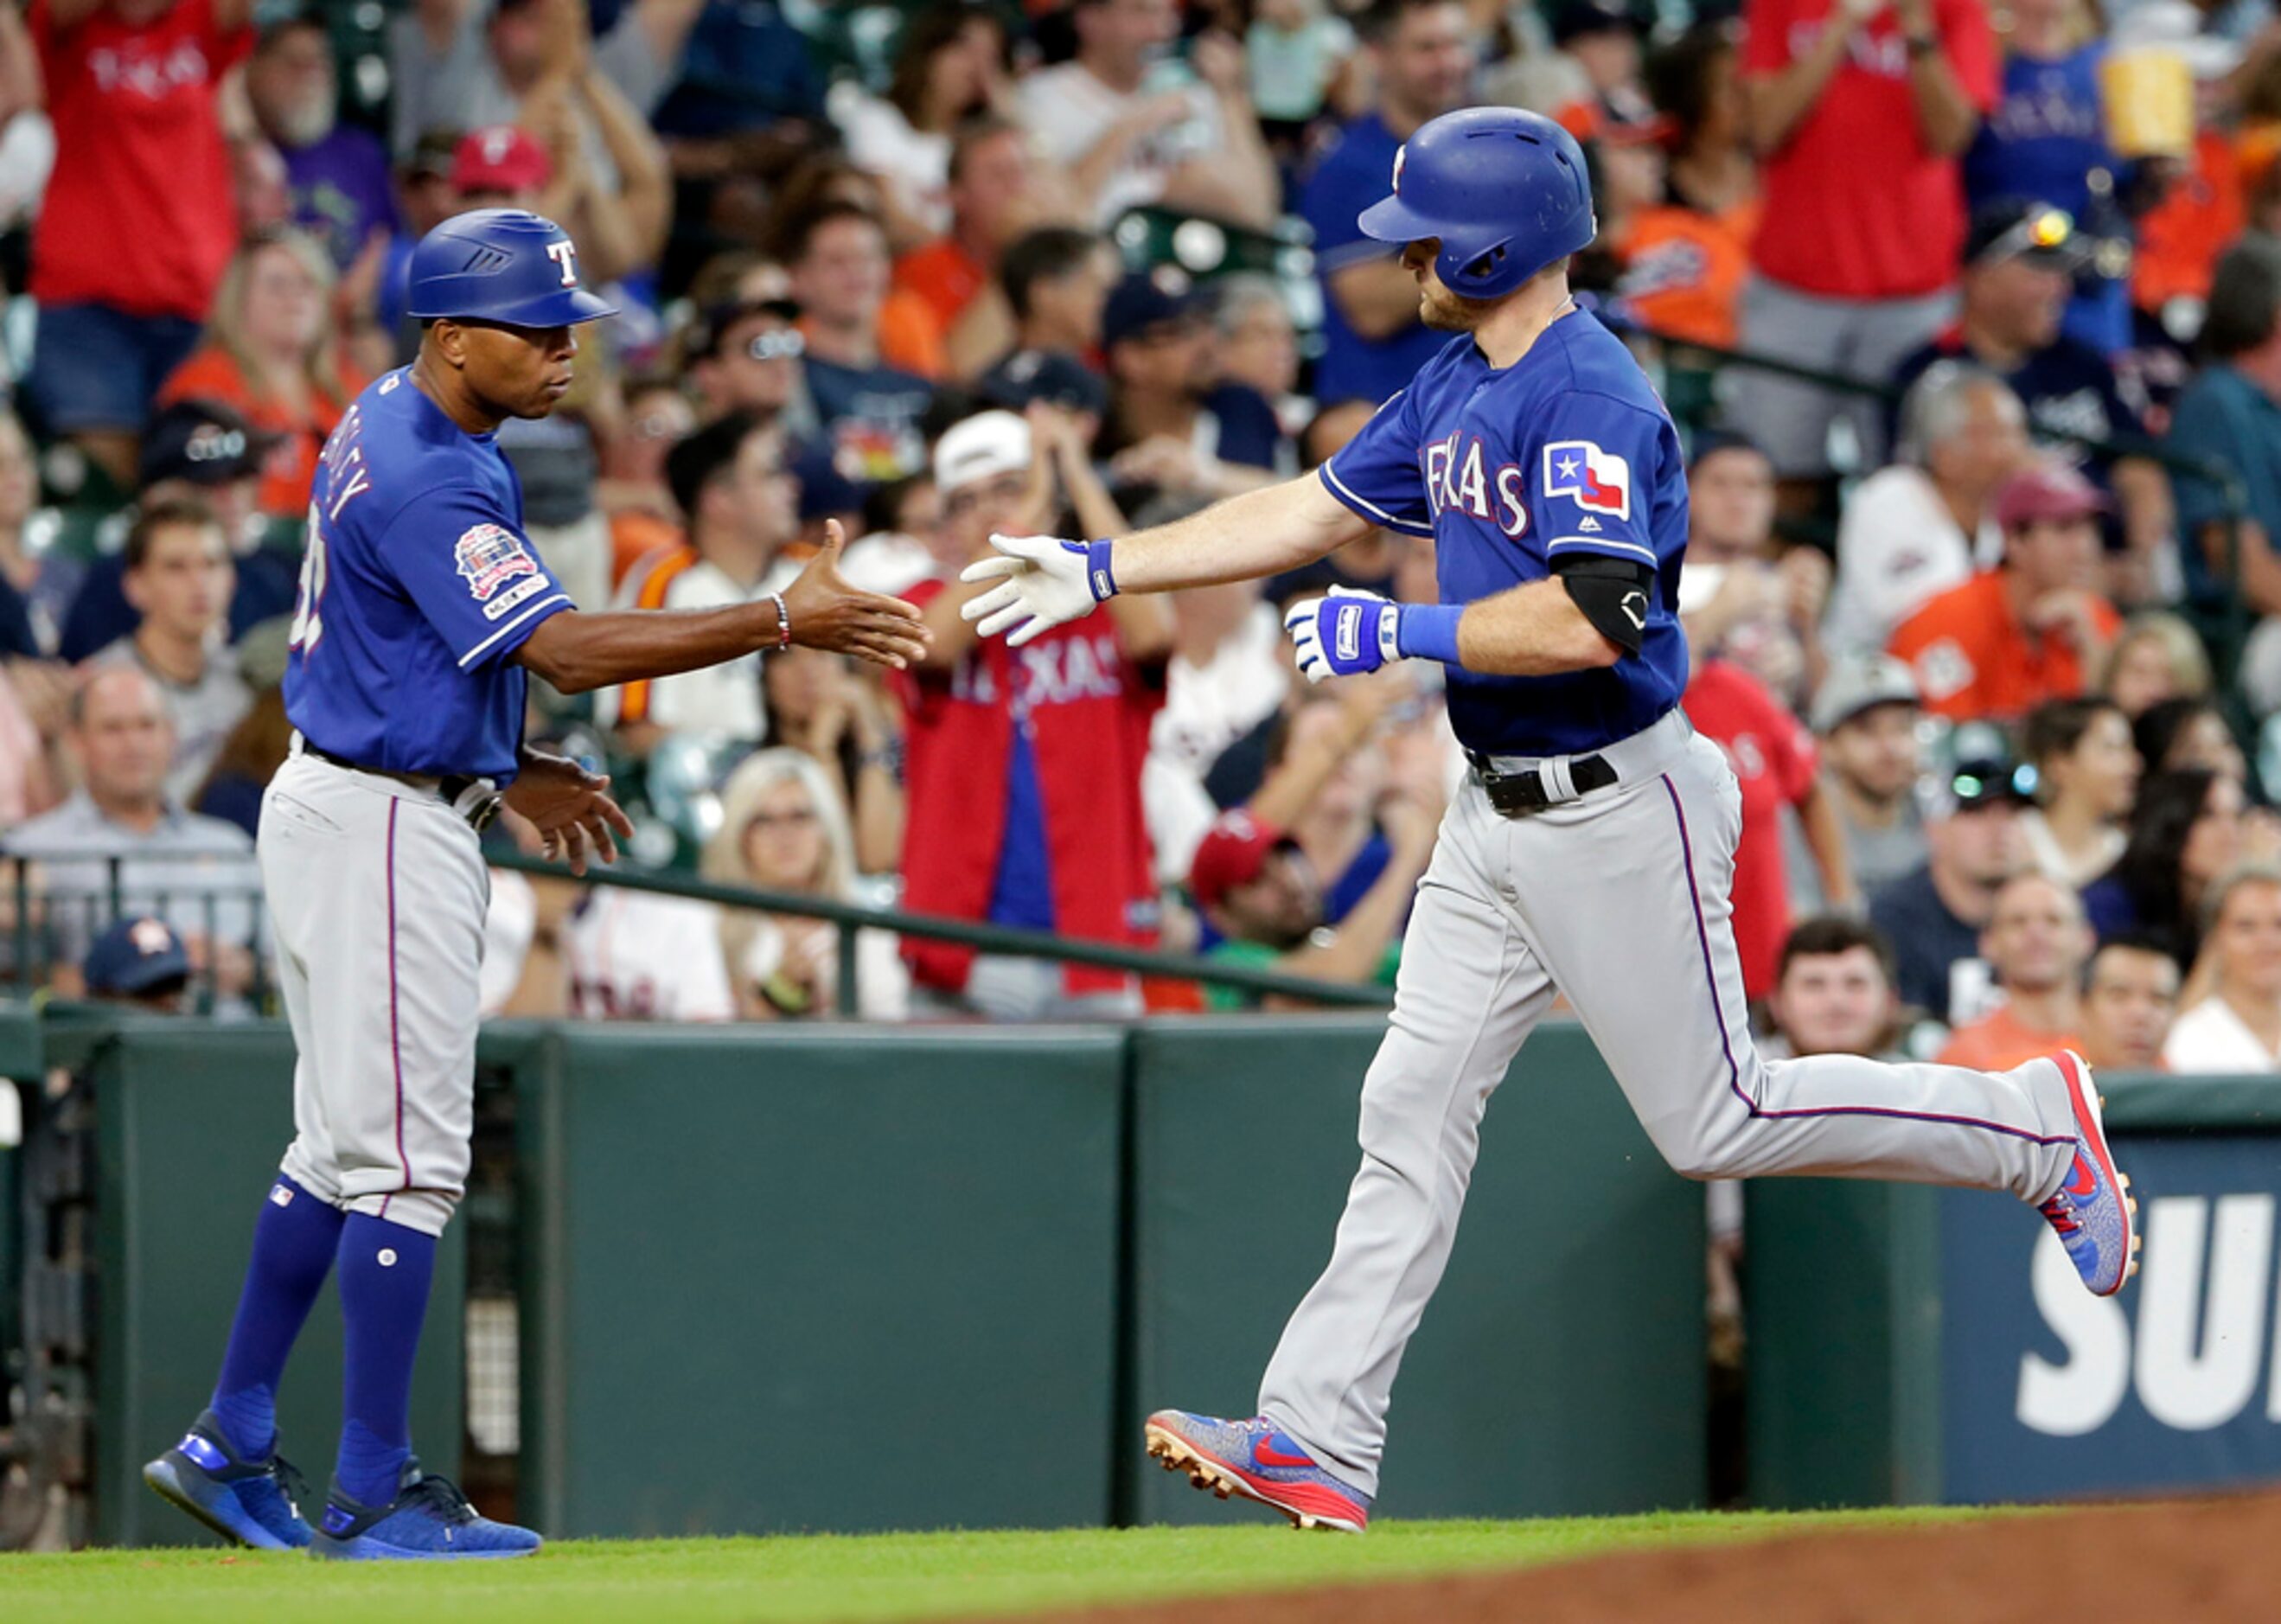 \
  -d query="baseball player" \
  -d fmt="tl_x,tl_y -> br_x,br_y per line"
141,209 -> 927,1558
959,109 -> 2138,1534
